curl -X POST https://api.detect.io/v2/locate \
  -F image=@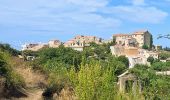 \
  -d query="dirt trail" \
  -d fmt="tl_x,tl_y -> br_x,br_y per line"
11,57 -> 47,100
8,57 -> 75,100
